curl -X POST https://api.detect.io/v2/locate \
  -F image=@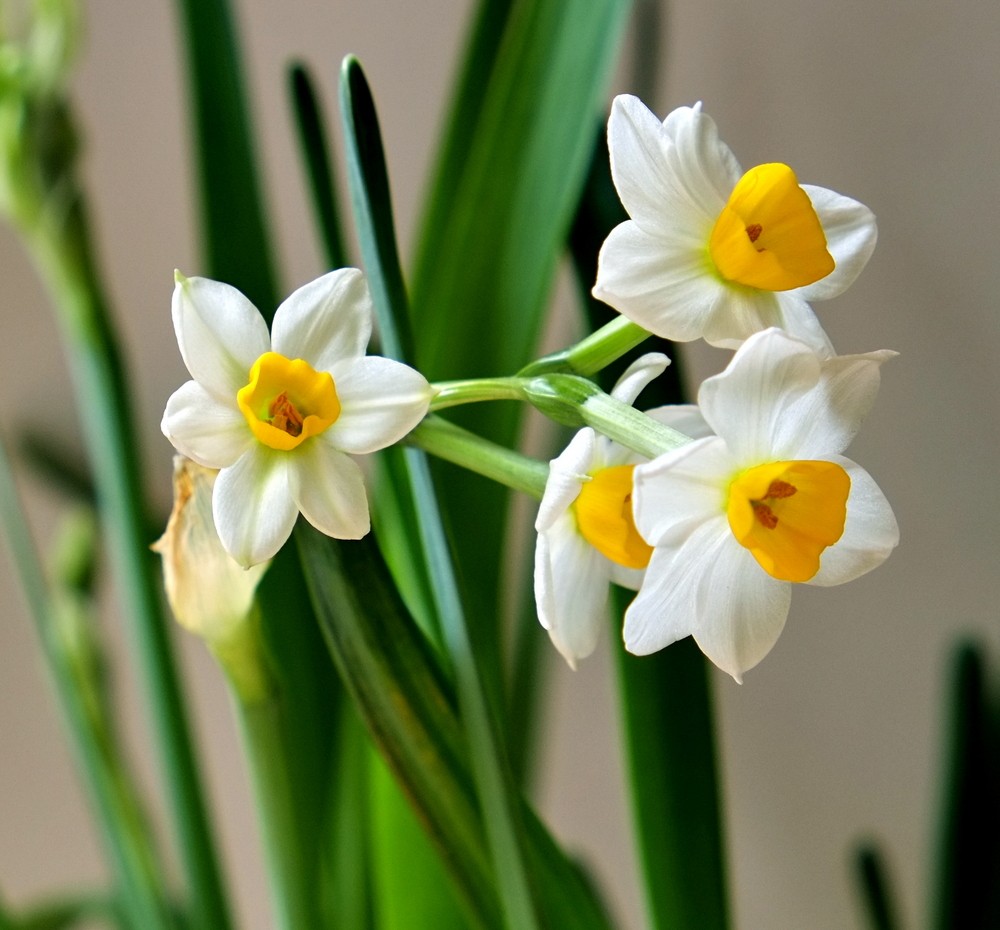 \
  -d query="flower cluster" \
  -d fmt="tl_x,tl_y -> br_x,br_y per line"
534,96 -> 896,680
159,94 -> 897,681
